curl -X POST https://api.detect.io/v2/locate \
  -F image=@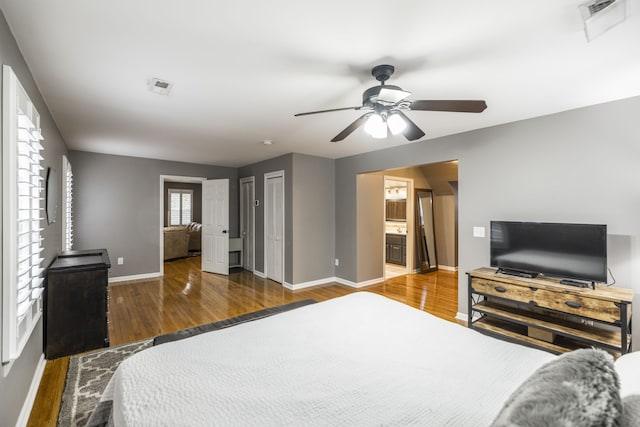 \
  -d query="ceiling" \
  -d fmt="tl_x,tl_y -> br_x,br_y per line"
2,0 -> 639,168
